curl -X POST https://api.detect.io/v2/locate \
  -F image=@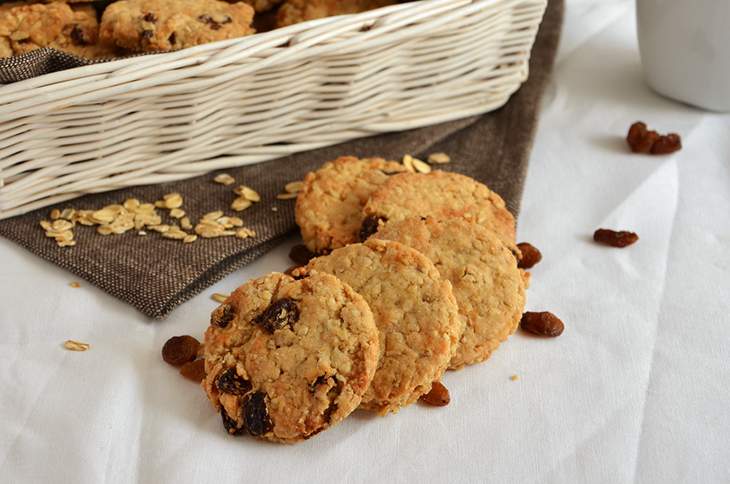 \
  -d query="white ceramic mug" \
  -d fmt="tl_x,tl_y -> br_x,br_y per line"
637,0 -> 730,112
